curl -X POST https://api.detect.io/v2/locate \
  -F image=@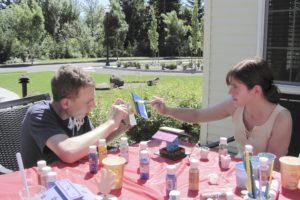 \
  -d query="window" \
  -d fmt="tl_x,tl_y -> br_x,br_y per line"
265,0 -> 300,85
